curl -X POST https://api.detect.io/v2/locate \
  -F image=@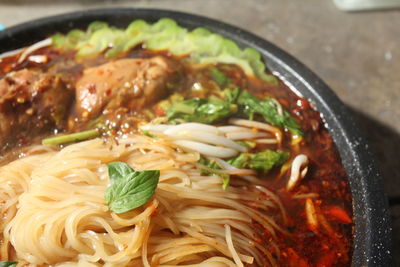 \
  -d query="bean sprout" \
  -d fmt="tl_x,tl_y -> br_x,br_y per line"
229,118 -> 282,143
18,38 -> 52,63
173,140 -> 239,158
286,154 -> 308,190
